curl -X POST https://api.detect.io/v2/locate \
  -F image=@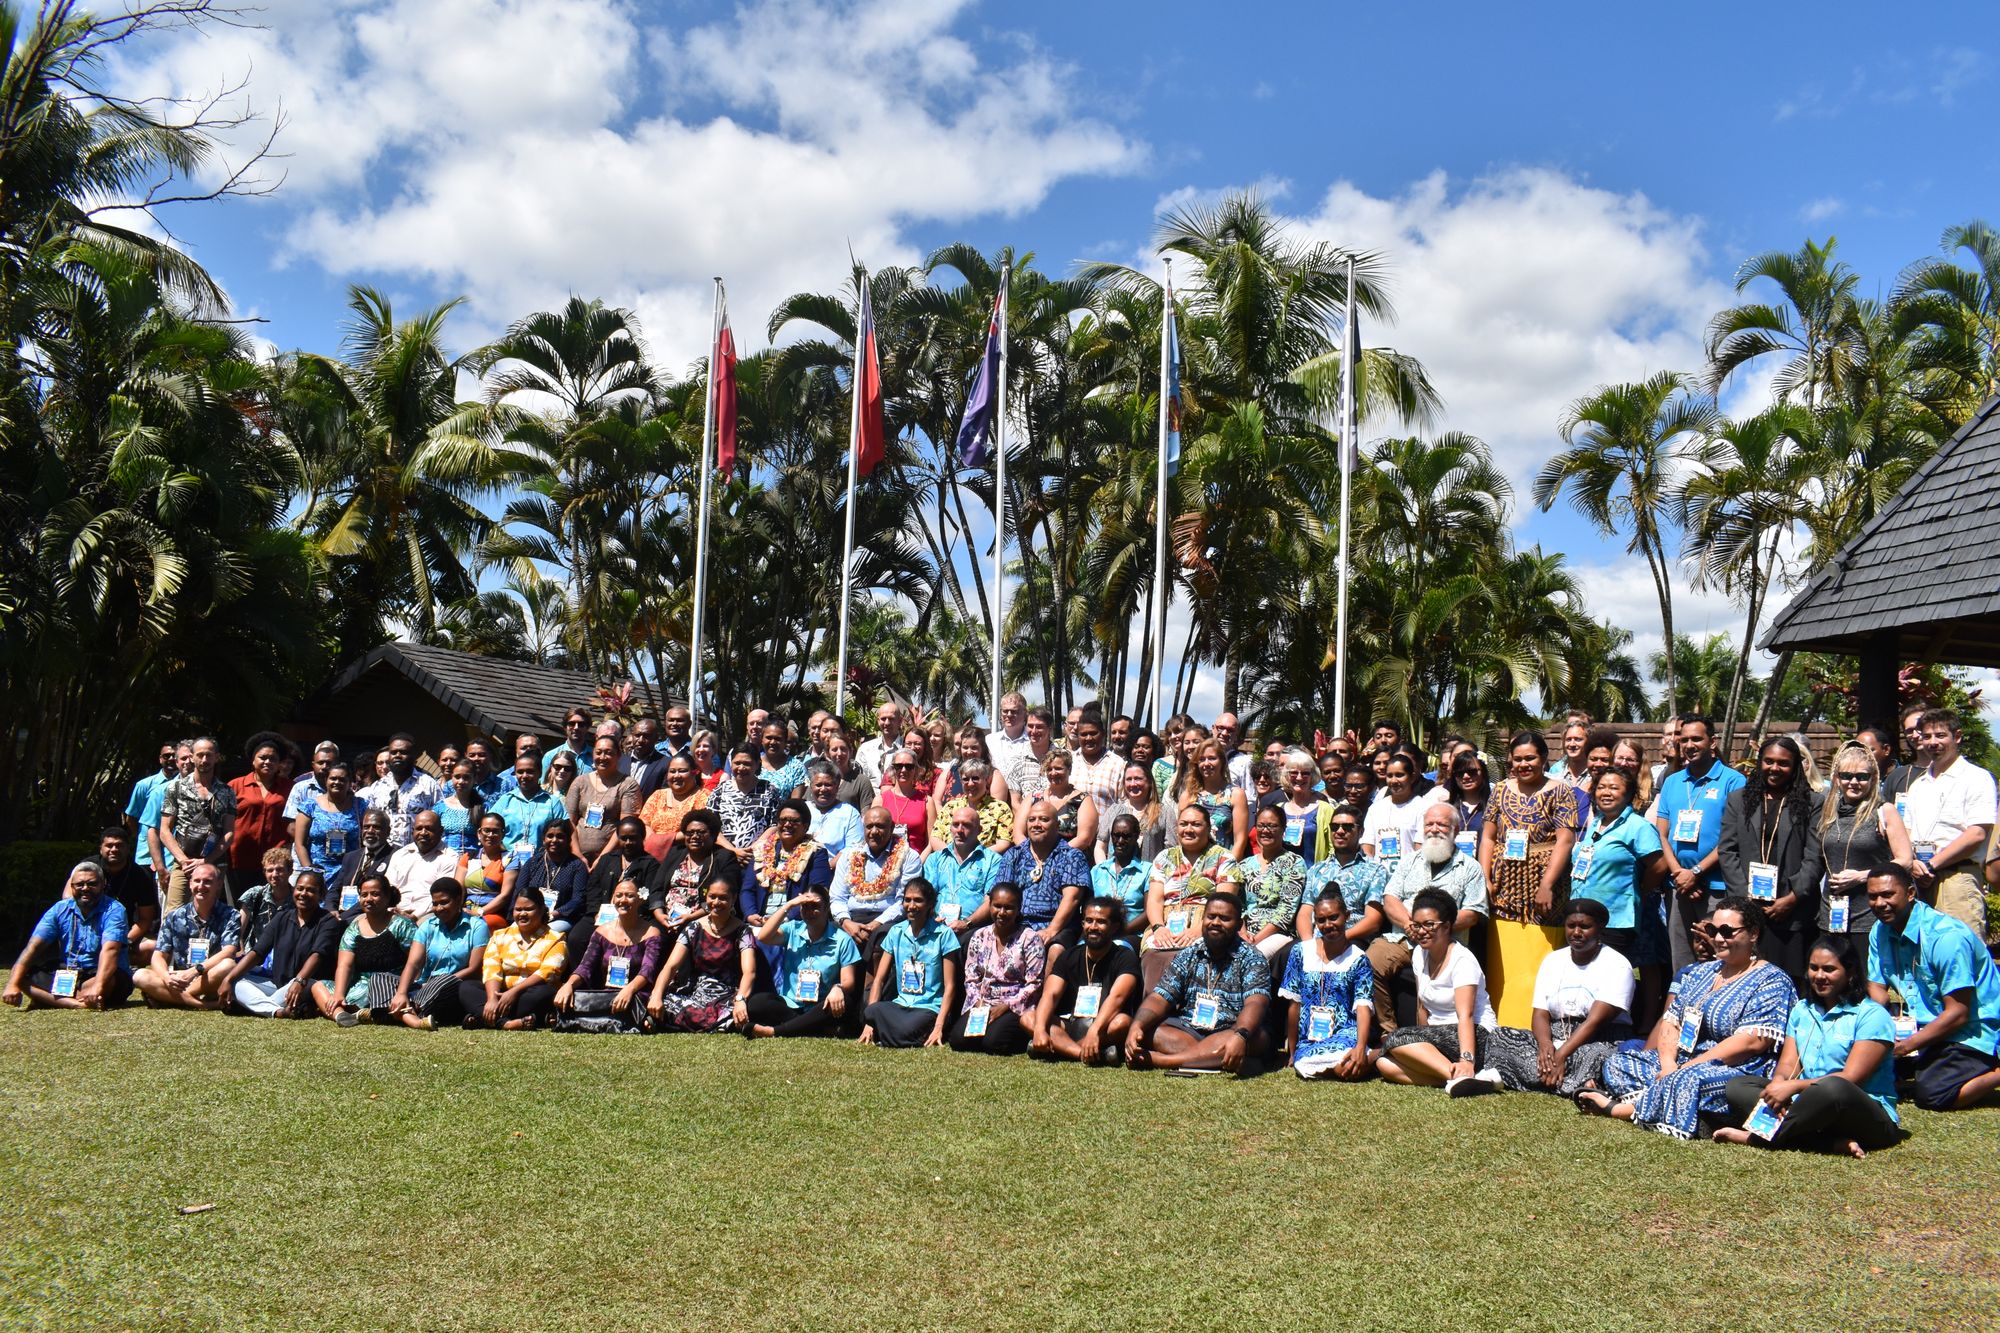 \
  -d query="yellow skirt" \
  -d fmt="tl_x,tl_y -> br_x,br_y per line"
1489,918 -> 1564,1028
